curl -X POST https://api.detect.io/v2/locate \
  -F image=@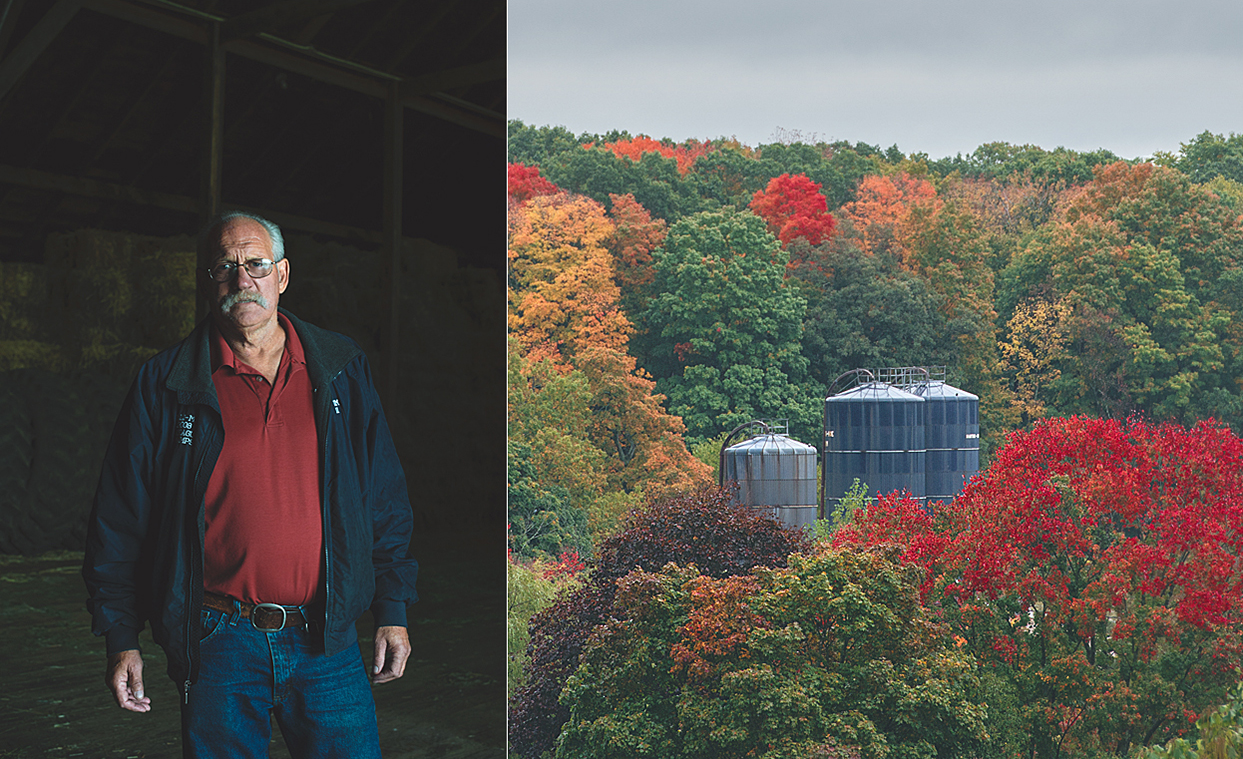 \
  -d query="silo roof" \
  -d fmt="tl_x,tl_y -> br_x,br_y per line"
726,434 -> 818,454
911,381 -> 979,401
826,381 -> 924,402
